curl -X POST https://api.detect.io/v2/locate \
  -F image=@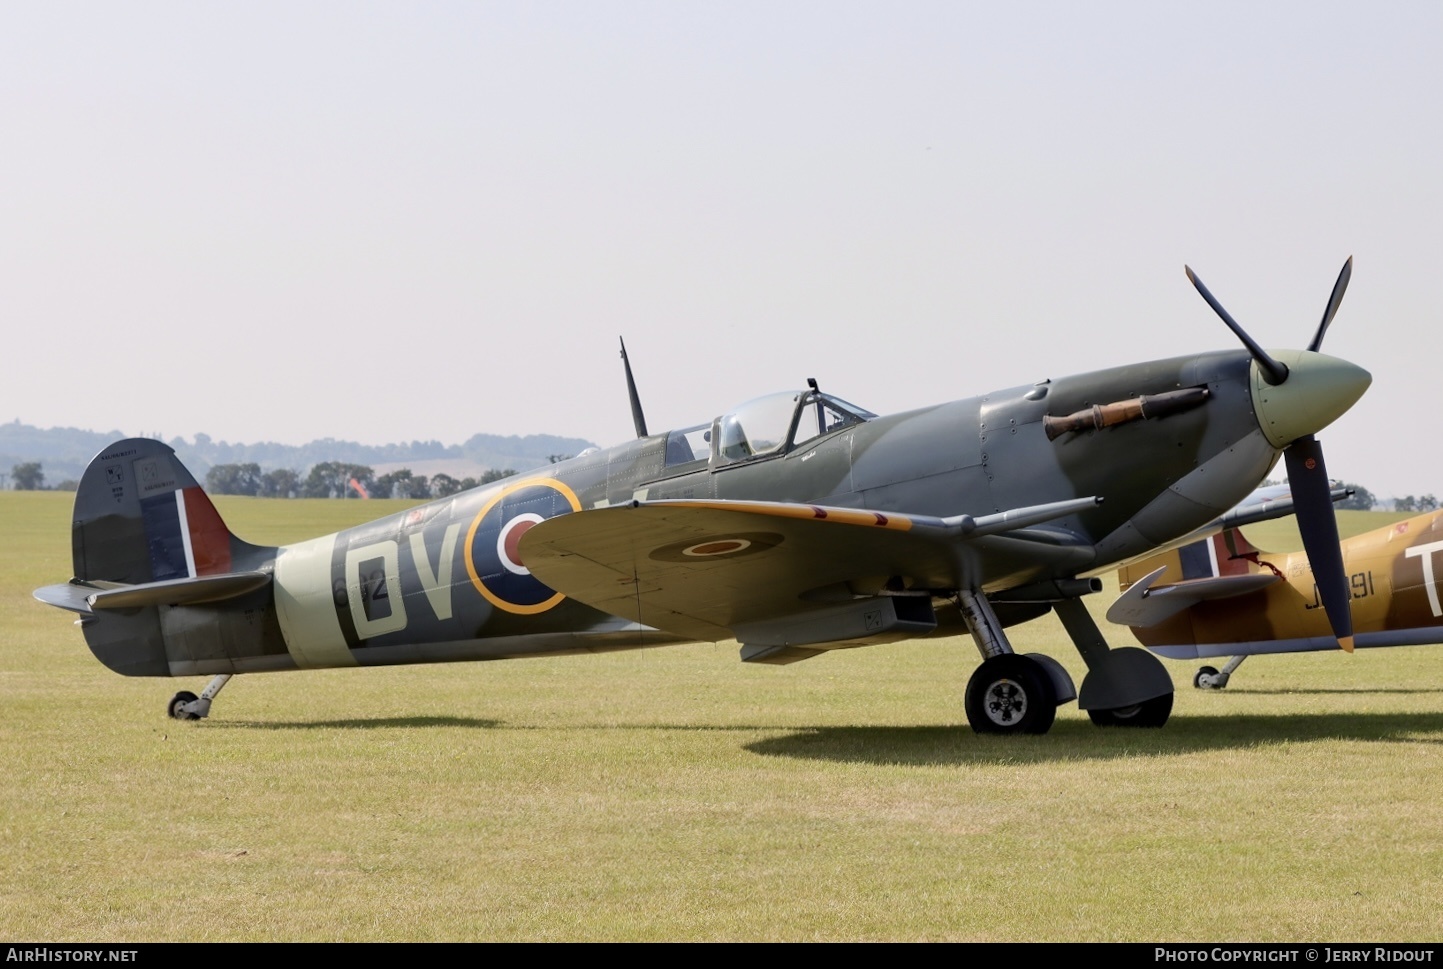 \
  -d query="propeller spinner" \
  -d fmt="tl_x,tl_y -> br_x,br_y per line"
1186,259 -> 1371,651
